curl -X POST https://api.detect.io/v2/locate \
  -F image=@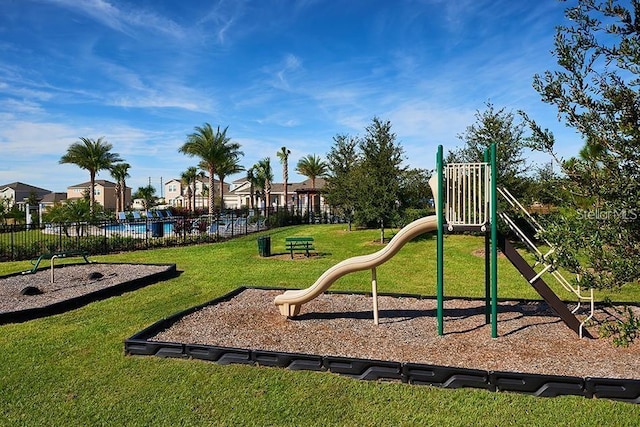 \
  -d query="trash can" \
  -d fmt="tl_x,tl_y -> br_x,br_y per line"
257,236 -> 271,257
151,221 -> 164,237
